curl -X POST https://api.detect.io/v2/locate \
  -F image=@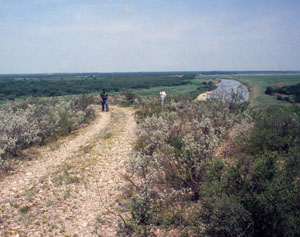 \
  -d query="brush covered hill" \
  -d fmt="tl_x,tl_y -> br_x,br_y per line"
118,97 -> 300,237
